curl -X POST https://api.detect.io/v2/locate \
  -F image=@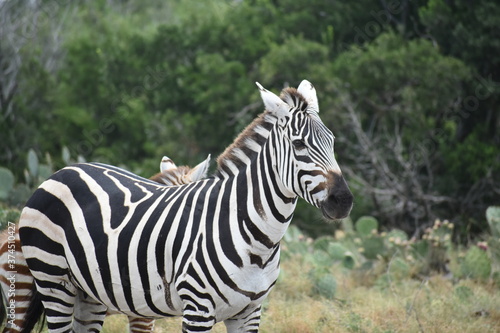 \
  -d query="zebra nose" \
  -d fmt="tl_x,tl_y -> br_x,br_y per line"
320,174 -> 353,220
